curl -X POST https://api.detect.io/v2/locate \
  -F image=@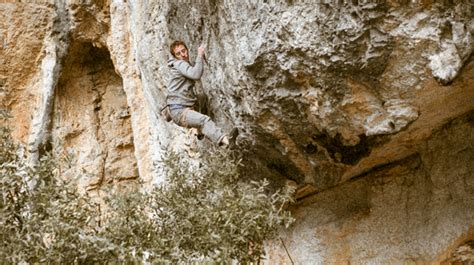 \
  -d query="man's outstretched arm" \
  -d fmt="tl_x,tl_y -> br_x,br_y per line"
175,45 -> 206,80
175,56 -> 204,80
